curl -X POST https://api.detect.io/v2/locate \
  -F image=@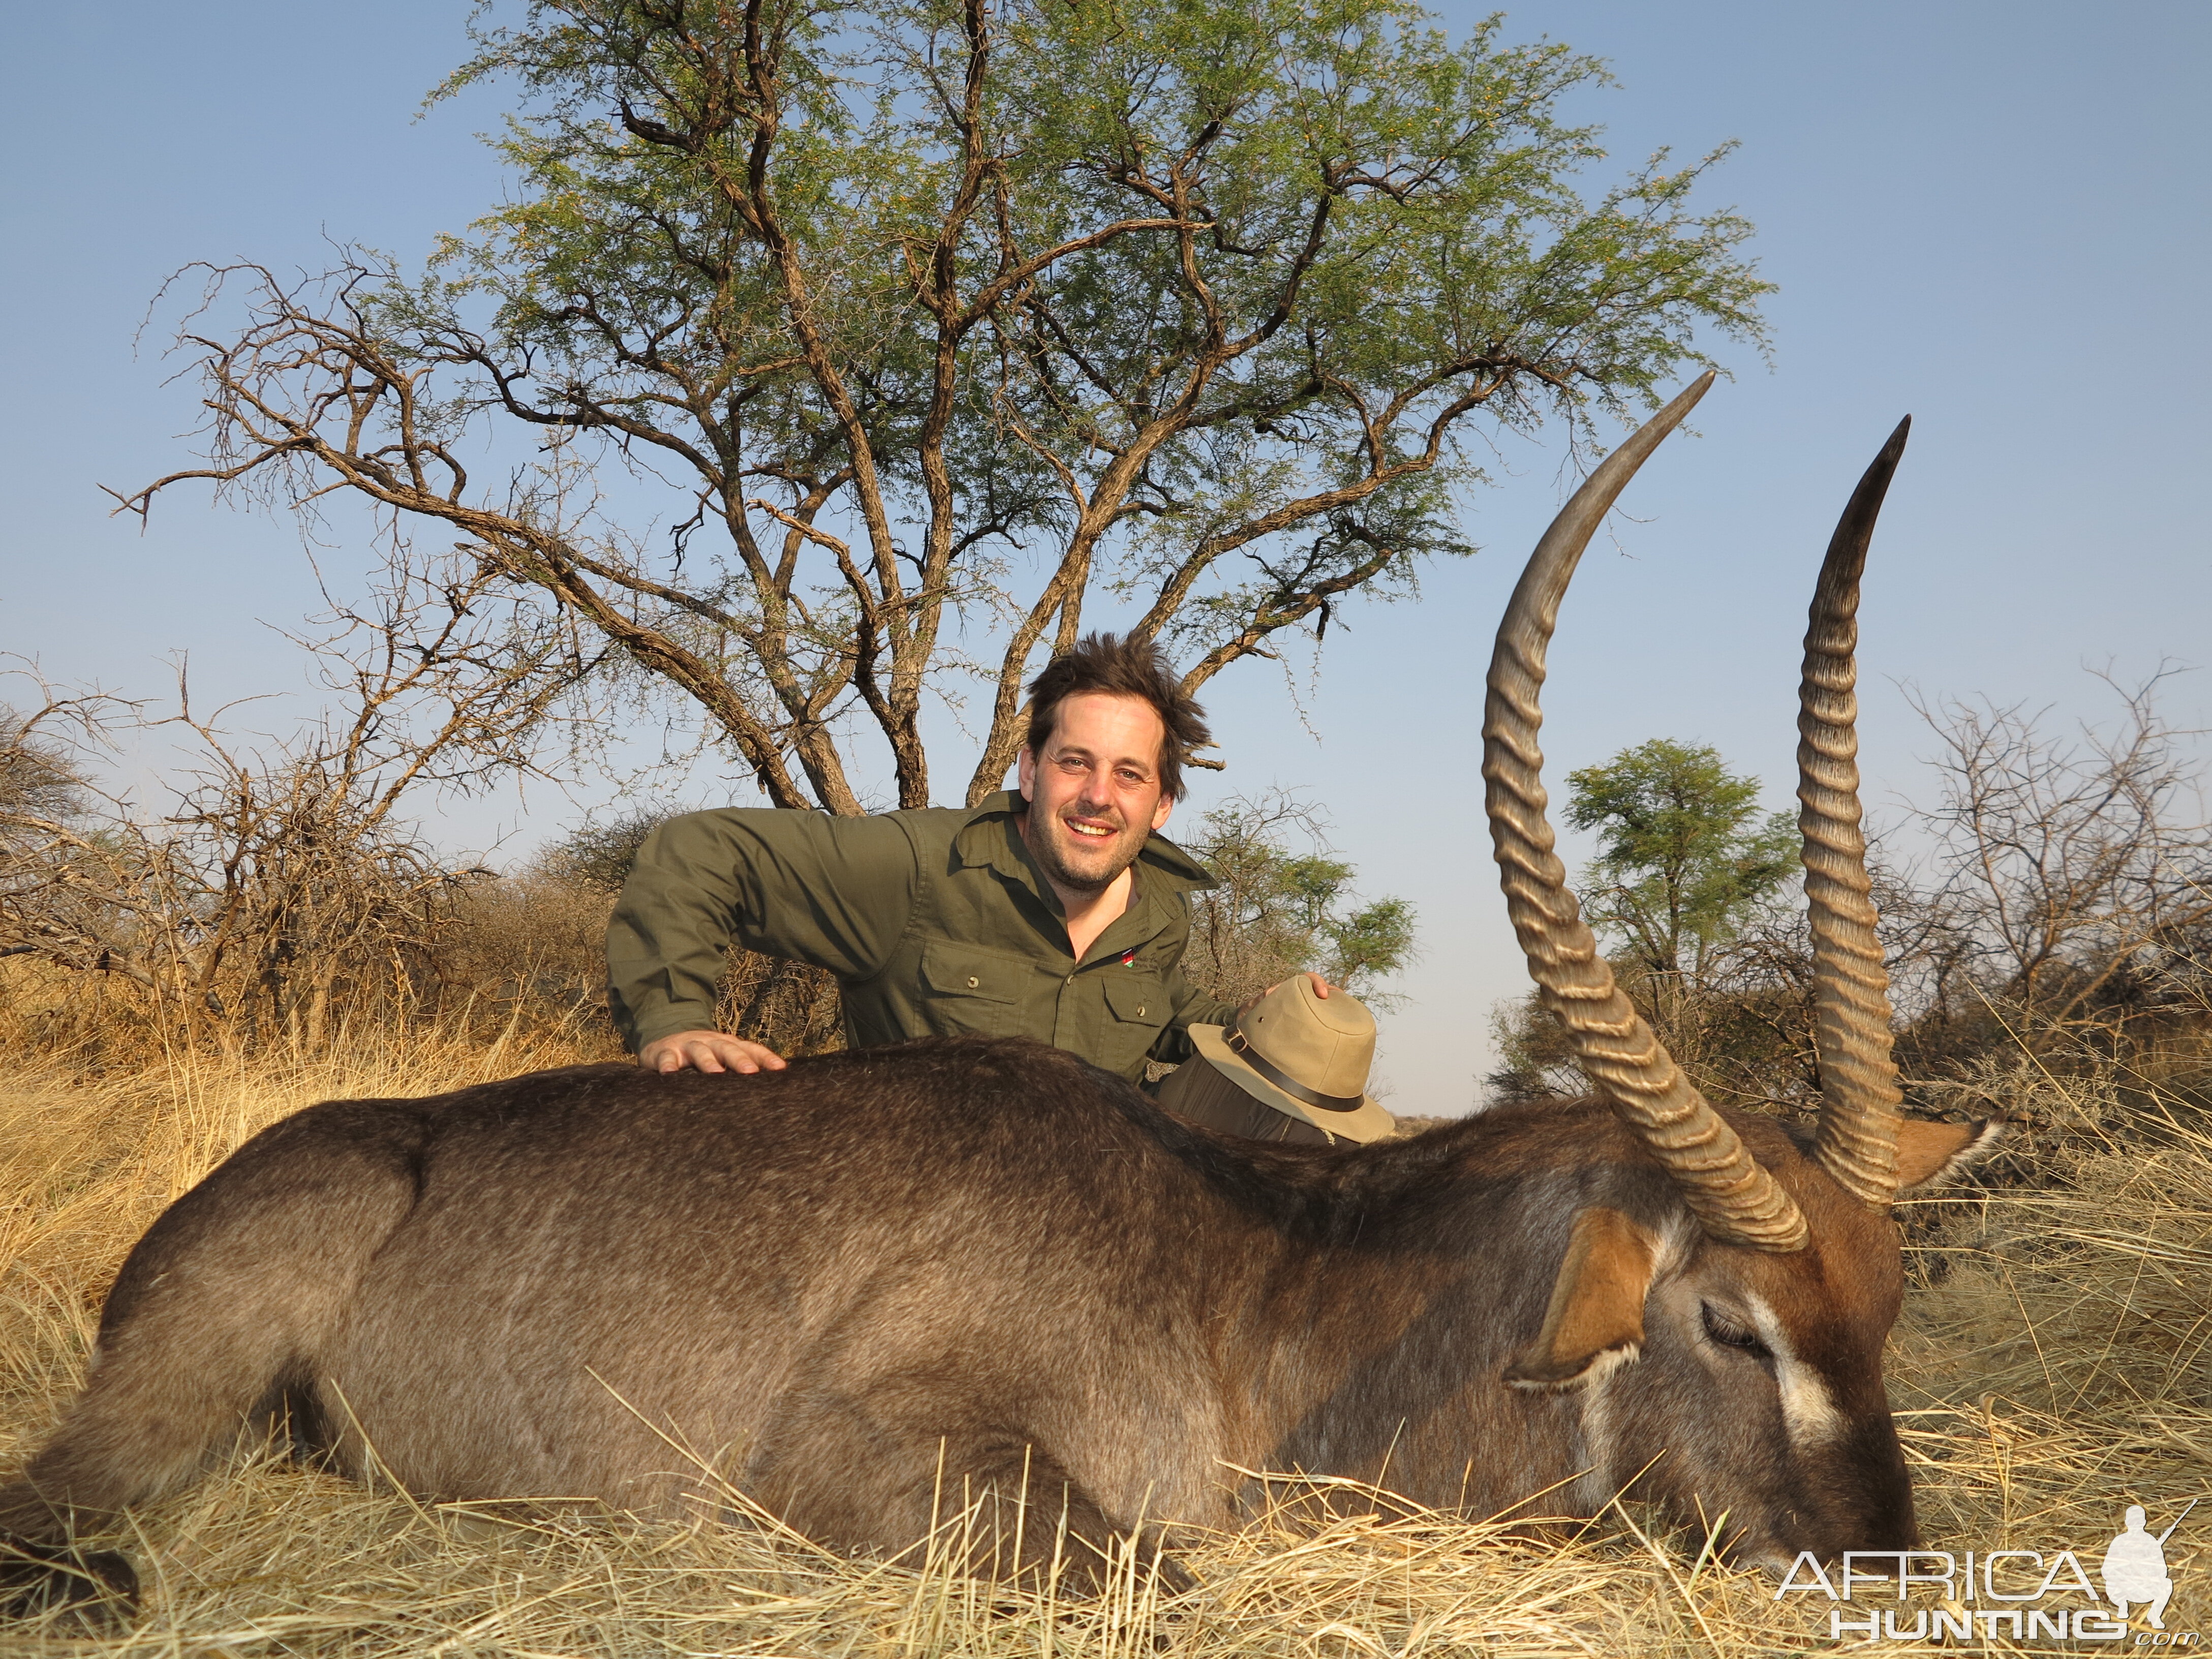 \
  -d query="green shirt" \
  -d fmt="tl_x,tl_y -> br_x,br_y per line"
606,791 -> 1236,1081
